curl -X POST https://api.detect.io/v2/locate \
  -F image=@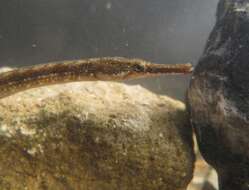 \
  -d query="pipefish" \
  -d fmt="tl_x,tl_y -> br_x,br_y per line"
0,57 -> 192,99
